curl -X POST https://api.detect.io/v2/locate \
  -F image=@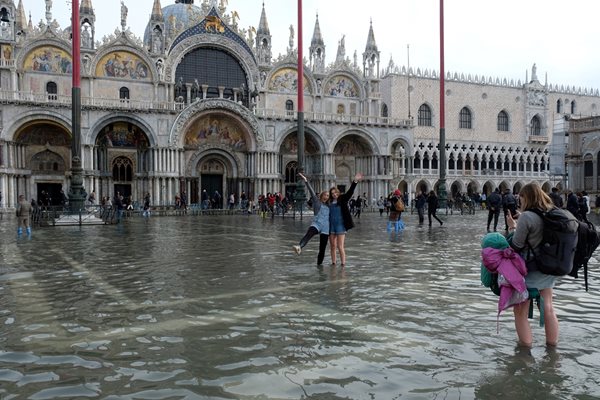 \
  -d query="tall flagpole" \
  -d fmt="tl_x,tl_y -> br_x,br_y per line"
294,0 -> 305,218
437,0 -> 447,208
69,0 -> 85,212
